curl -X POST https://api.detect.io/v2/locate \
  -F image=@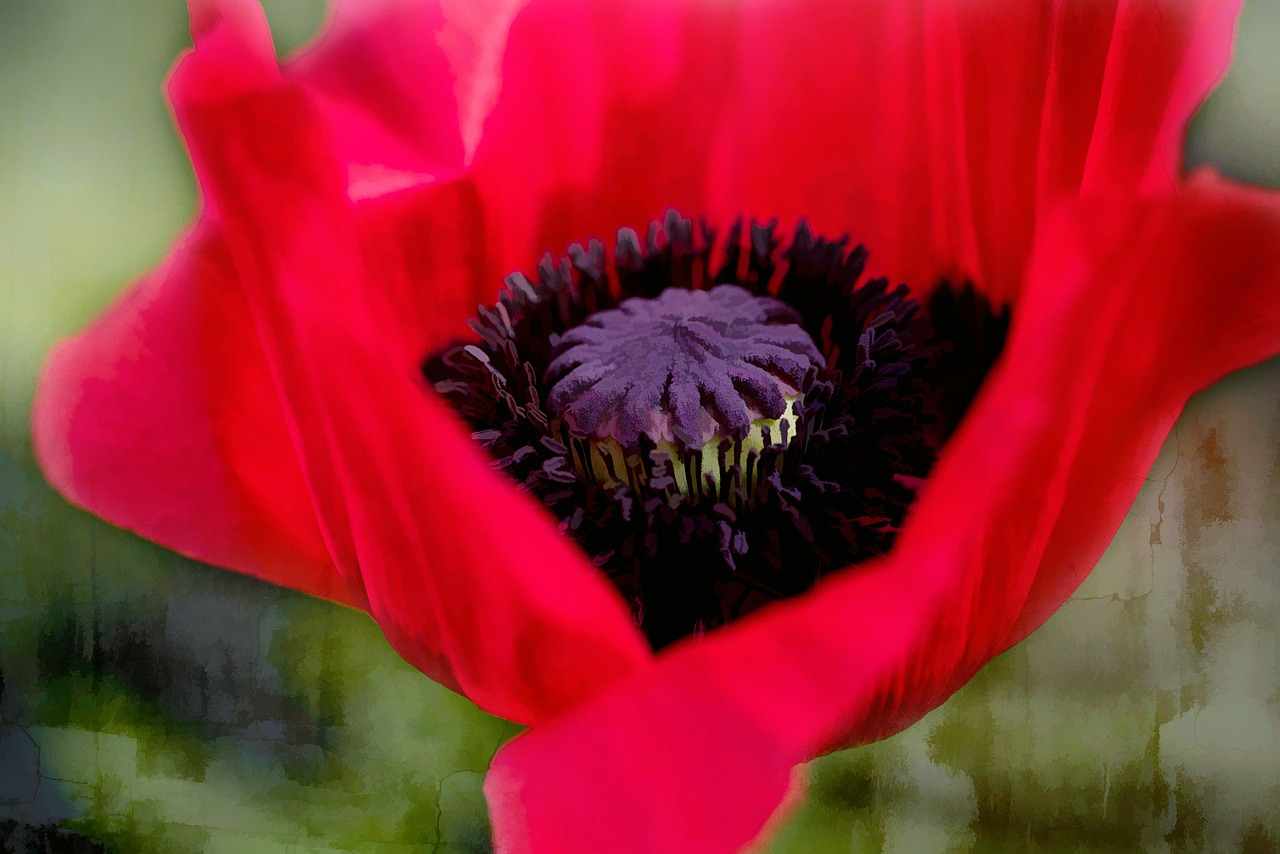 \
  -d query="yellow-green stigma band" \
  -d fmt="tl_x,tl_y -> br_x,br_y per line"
568,391 -> 805,502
